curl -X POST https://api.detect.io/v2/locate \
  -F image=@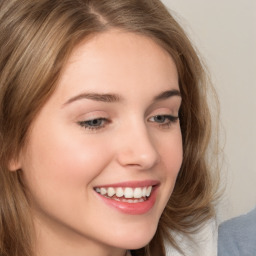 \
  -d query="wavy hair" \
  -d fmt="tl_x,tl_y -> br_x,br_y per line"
0,0 -> 219,255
